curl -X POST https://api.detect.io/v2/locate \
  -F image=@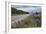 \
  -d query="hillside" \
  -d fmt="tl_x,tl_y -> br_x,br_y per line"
11,8 -> 29,16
